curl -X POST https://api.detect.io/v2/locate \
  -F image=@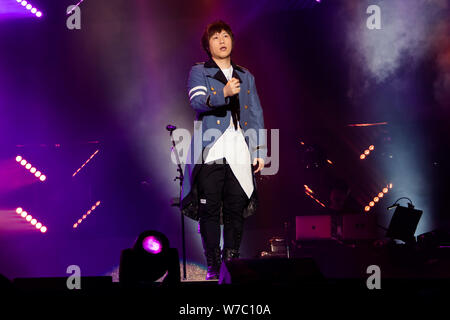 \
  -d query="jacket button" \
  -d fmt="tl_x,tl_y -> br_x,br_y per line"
244,105 -> 248,109
217,120 -> 221,125
244,121 -> 248,126
213,91 -> 216,95
247,90 -> 250,94
211,87 -> 214,91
